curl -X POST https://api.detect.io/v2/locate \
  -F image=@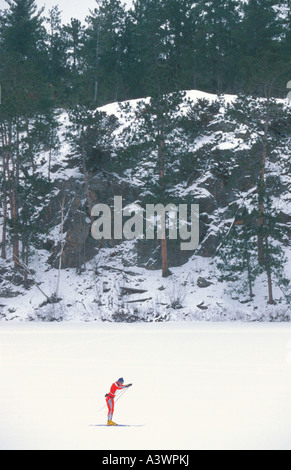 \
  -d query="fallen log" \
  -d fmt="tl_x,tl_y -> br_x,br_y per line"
98,265 -> 140,276
121,287 -> 148,296
125,297 -> 152,304
197,301 -> 208,310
